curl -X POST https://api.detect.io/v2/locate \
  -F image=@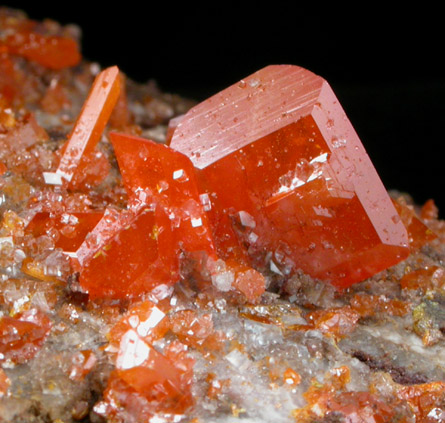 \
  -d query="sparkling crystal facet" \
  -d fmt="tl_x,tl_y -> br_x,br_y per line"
169,65 -> 410,288
76,206 -> 179,299
26,211 -> 104,258
109,132 -> 216,258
